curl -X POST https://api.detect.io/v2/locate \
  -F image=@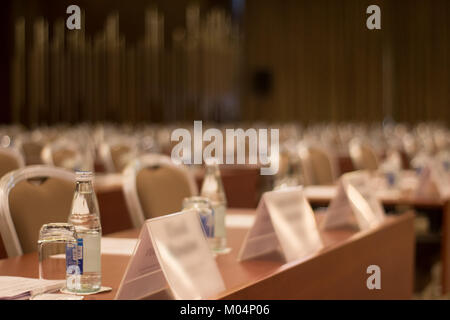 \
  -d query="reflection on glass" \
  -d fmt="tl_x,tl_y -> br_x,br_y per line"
38,223 -> 79,293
